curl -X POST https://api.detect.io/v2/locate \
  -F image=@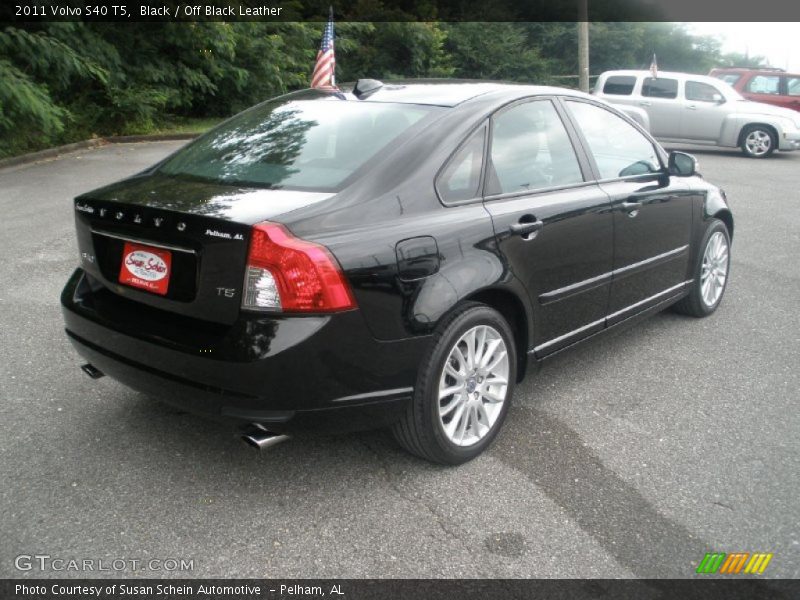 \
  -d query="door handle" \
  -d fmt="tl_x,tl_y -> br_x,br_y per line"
686,104 -> 697,110
509,217 -> 544,239
638,101 -> 651,107
620,201 -> 642,217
